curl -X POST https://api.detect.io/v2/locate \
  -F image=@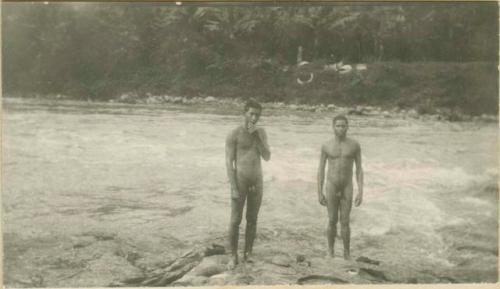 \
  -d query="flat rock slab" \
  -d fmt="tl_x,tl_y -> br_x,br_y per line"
69,252 -> 143,287
270,255 -> 293,267
356,256 -> 381,266
190,255 -> 230,277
